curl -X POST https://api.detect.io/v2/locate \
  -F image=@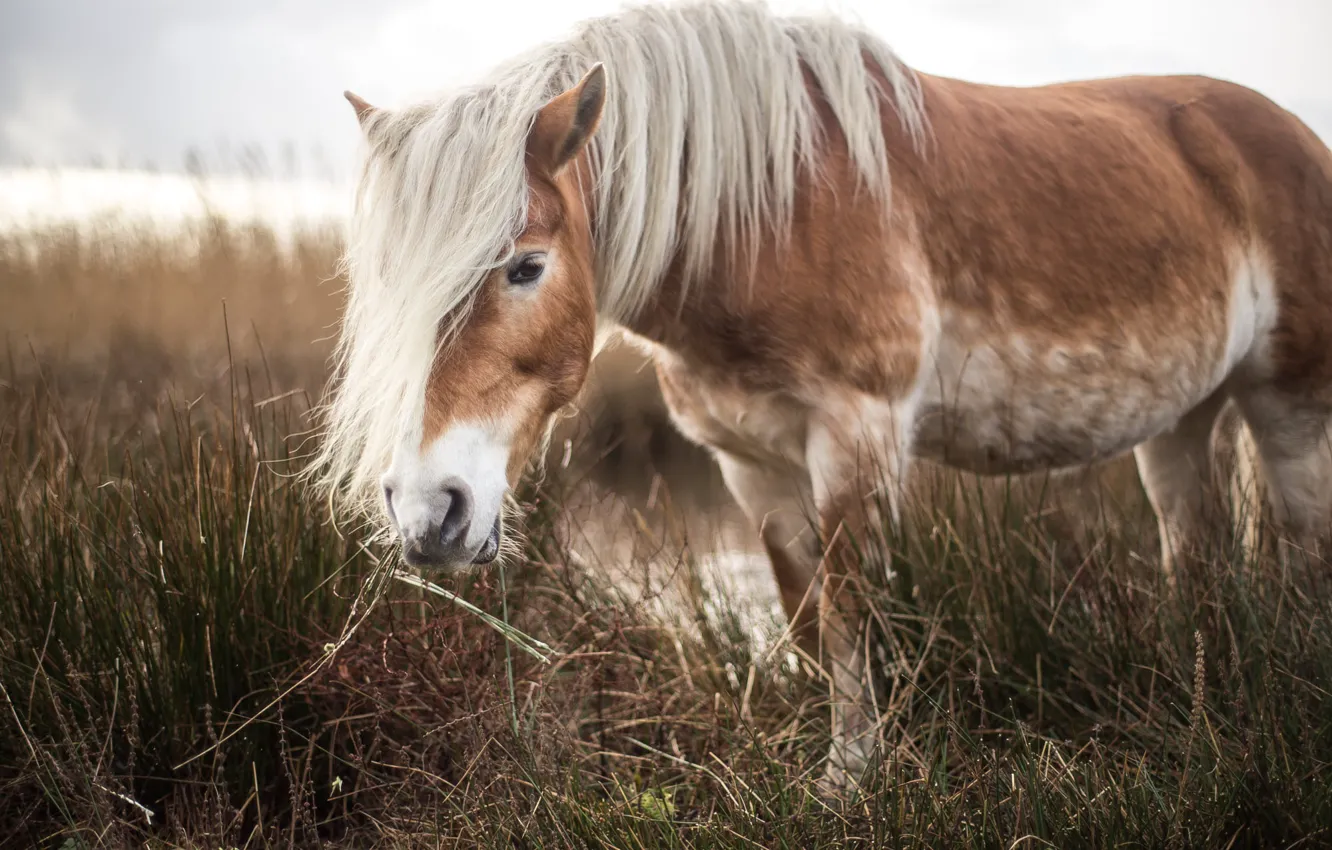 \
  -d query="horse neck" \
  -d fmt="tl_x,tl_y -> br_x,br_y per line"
577,182 -> 721,351
606,245 -> 744,360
